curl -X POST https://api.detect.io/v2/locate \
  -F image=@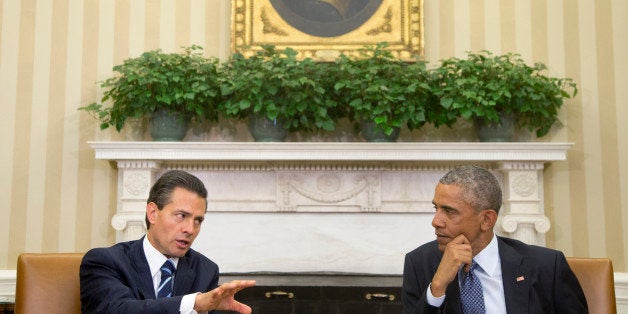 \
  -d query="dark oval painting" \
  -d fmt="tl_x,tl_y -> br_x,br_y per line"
269,0 -> 384,37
